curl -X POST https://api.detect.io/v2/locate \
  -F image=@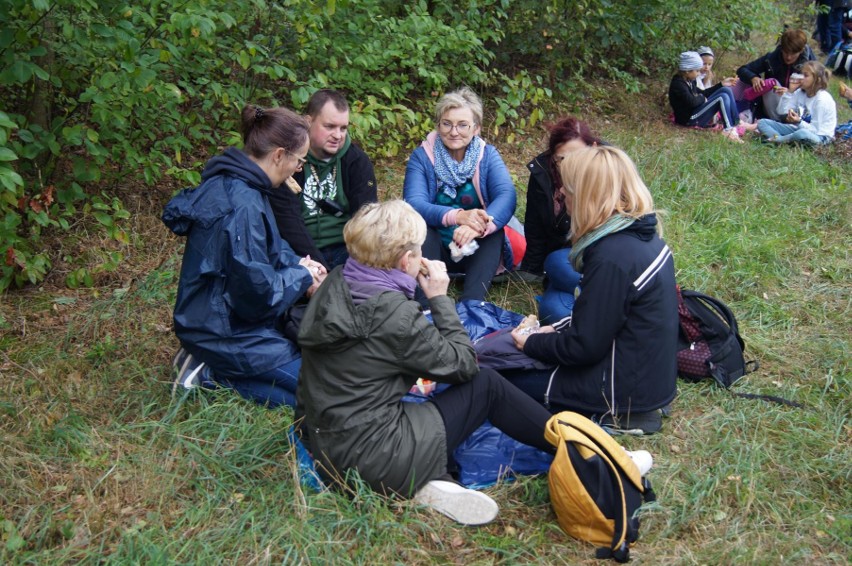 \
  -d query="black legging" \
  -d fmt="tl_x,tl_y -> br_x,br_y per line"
419,227 -> 504,304
429,367 -> 555,470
